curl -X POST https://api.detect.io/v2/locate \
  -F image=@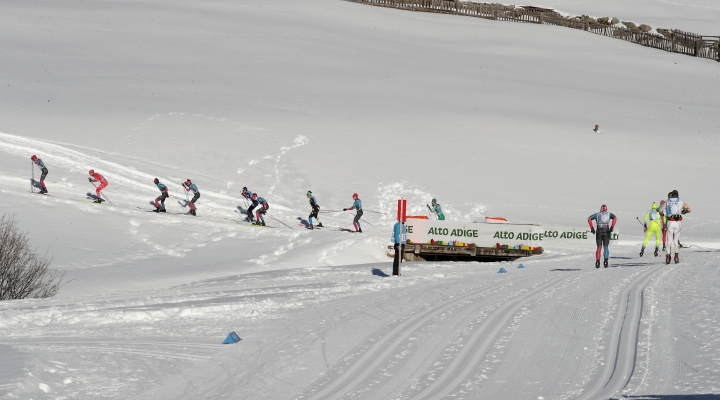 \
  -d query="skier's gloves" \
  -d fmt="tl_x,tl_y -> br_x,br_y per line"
610,227 -> 614,233
644,226 -> 647,232
681,209 -> 688,214
88,178 -> 92,182
590,227 -> 595,234
343,208 -> 347,211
